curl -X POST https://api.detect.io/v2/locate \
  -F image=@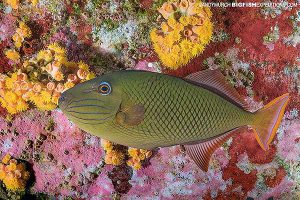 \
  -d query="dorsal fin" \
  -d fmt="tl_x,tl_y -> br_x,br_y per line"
184,69 -> 251,111
183,129 -> 238,171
